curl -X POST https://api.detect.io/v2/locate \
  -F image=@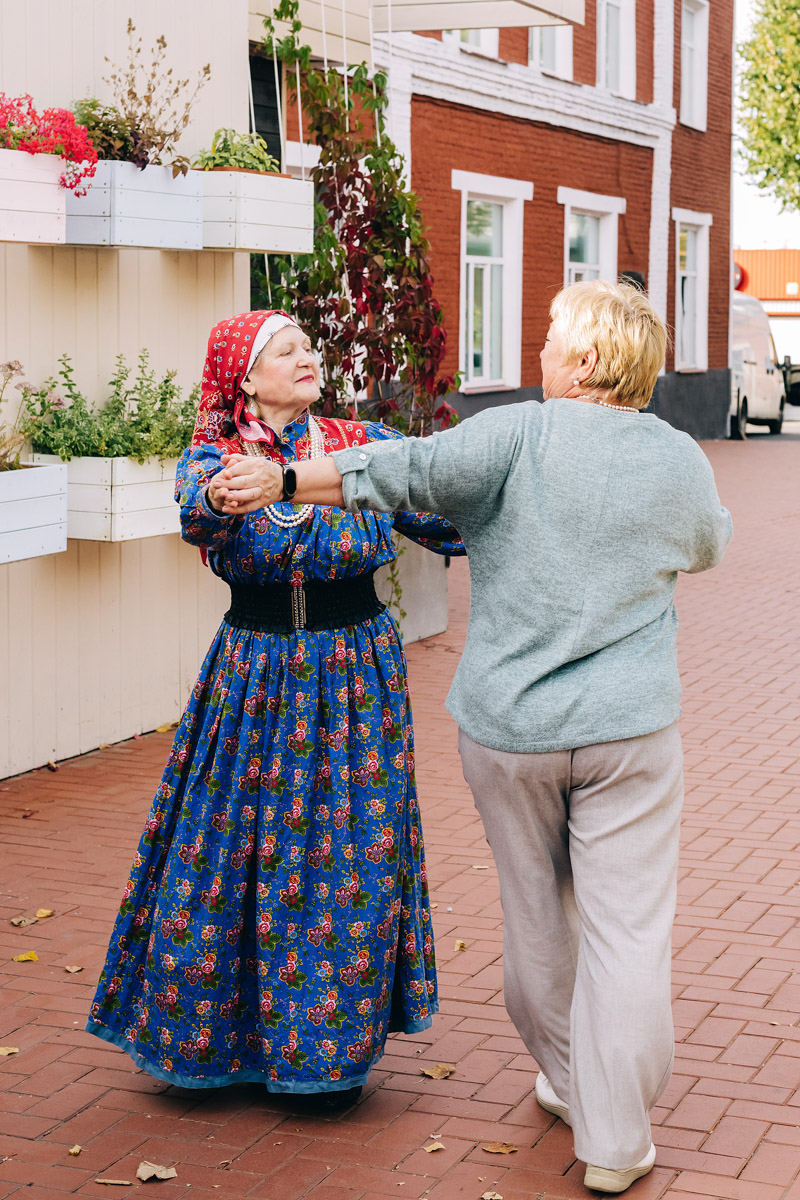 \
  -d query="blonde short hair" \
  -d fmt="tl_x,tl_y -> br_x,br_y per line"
549,279 -> 667,409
